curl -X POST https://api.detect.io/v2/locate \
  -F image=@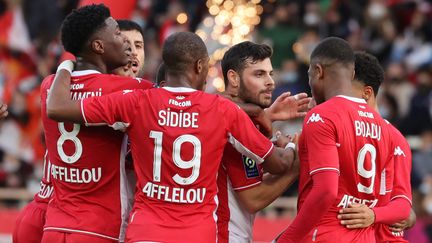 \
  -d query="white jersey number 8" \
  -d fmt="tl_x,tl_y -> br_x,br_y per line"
150,131 -> 201,185
57,123 -> 83,164
357,143 -> 376,194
